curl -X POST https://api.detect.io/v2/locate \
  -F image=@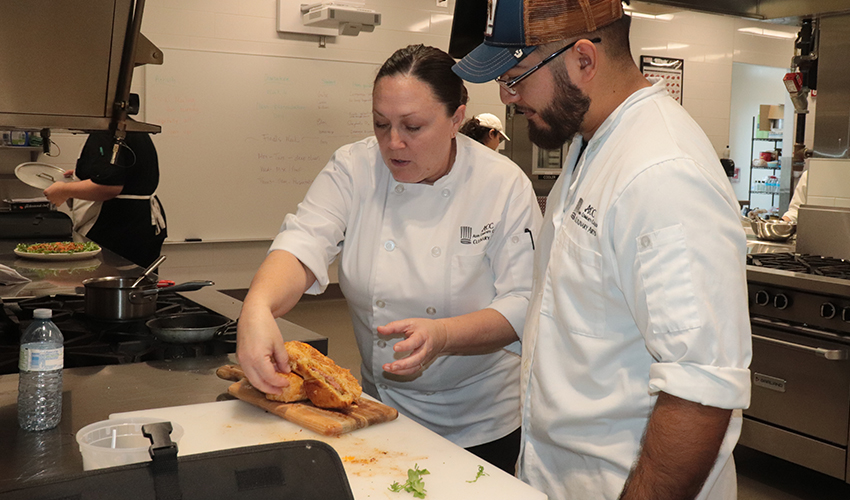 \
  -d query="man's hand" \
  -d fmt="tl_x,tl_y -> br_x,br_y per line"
619,392 -> 732,500
378,318 -> 448,376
